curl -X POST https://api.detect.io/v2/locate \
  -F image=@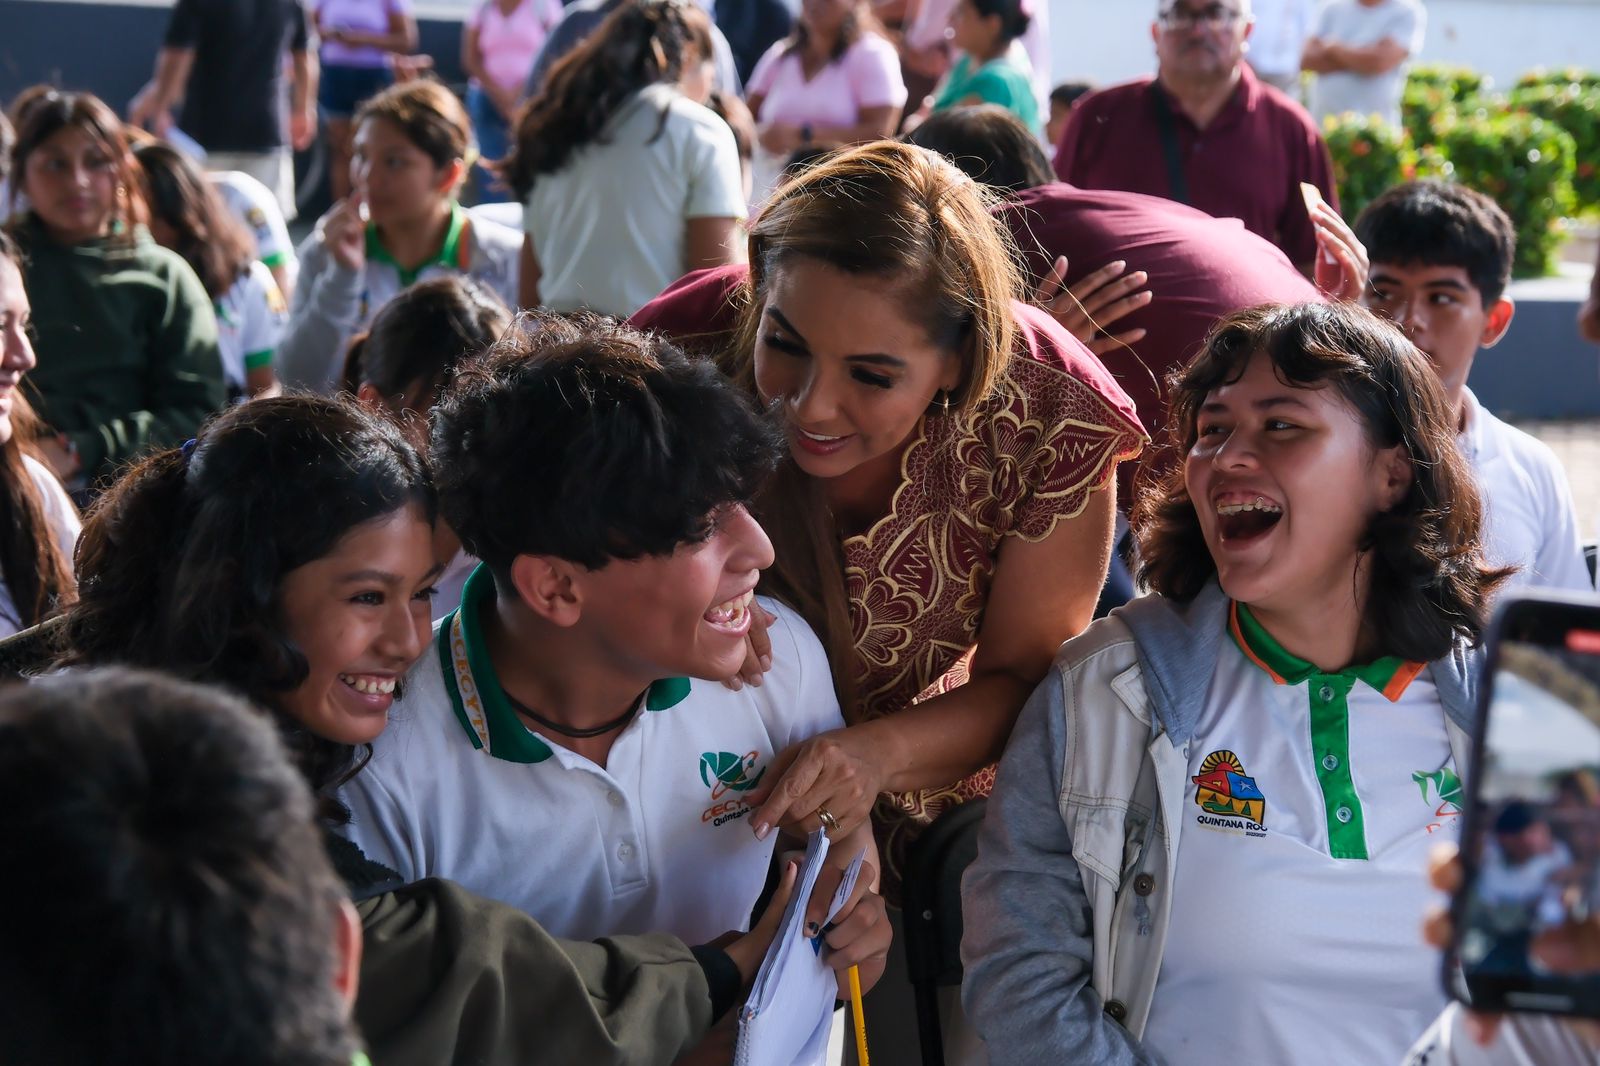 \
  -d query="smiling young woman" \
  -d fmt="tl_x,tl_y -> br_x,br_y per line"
54,394 -> 441,806
277,79 -> 520,394
38,393 -> 812,1065
6,87 -> 227,487
962,301 -> 1512,1066
0,232 -> 78,637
